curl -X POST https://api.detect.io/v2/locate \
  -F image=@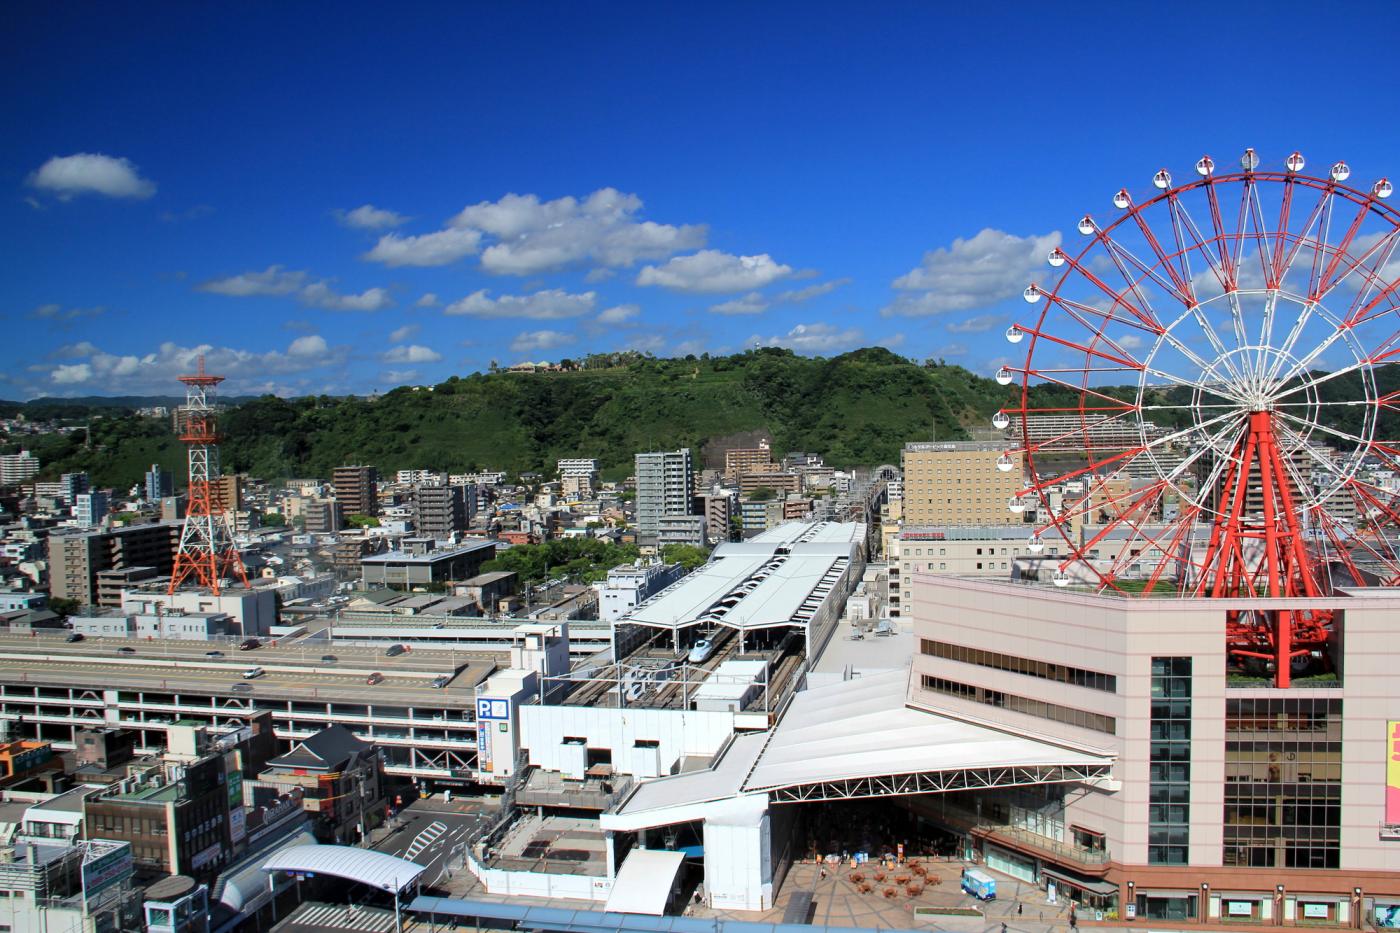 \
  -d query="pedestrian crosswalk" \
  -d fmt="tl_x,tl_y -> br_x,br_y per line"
404,819 -> 448,861
287,902 -> 397,931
